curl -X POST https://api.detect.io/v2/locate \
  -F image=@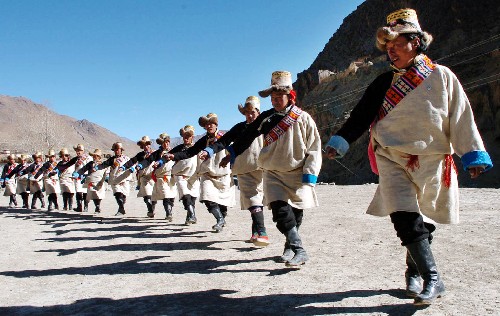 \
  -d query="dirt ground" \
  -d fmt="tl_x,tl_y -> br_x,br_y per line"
0,184 -> 498,316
